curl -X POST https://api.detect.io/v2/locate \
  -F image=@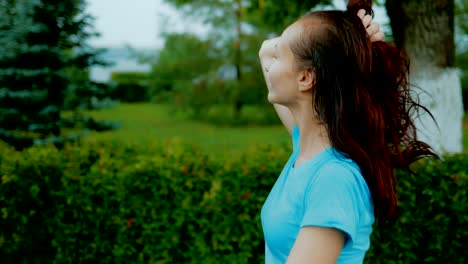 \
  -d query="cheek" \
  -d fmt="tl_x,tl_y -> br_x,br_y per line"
268,62 -> 295,90
268,63 -> 286,86
266,63 -> 298,104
